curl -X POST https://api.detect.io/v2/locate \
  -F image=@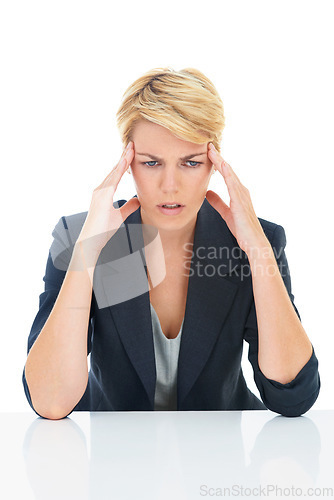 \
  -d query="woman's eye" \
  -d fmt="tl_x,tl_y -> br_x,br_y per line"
142,161 -> 202,168
186,161 -> 201,168
144,161 -> 158,167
